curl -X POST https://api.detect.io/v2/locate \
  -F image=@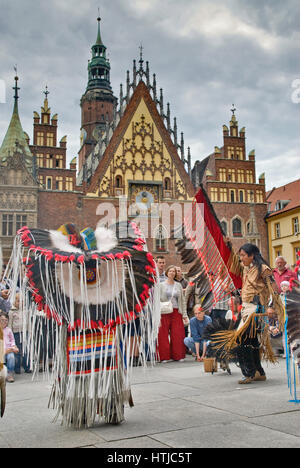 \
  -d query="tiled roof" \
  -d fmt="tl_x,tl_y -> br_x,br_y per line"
266,178 -> 300,217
